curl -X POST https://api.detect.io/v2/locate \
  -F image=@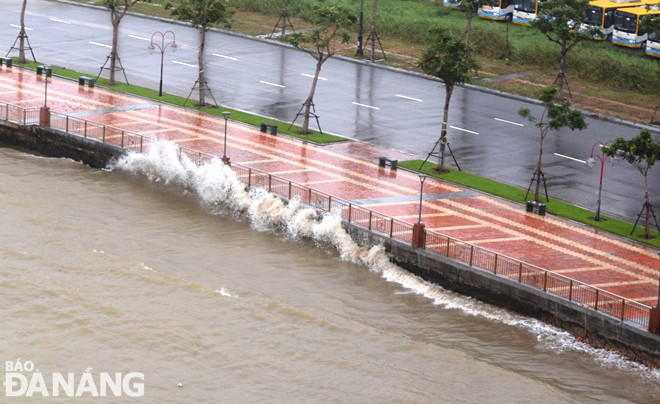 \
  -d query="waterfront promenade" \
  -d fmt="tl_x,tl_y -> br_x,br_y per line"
1,67 -> 659,308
